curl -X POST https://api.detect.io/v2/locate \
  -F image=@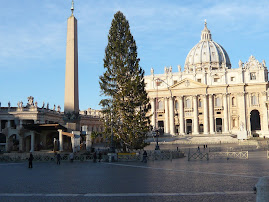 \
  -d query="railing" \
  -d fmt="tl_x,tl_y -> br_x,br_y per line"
0,154 -> 94,162
209,151 -> 248,159
188,152 -> 209,161
0,151 -> 184,162
117,150 -> 185,162
188,151 -> 248,161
